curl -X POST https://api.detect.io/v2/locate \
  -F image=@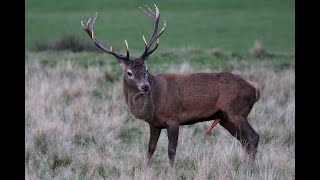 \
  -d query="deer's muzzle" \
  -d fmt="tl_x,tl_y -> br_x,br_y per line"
139,83 -> 150,93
